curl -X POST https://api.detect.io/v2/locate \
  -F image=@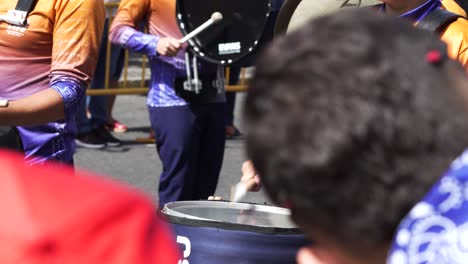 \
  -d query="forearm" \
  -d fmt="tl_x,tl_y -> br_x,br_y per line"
110,25 -> 159,57
0,76 -> 85,126
0,89 -> 64,126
